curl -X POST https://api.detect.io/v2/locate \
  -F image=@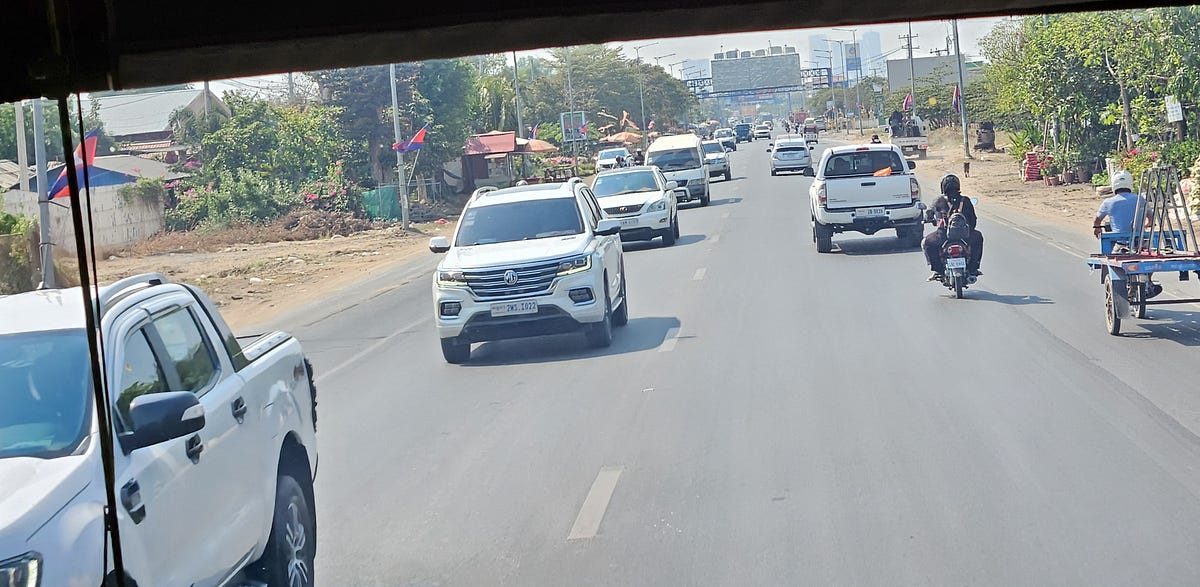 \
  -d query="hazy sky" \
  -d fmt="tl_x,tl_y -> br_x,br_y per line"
210,16 -> 1010,94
